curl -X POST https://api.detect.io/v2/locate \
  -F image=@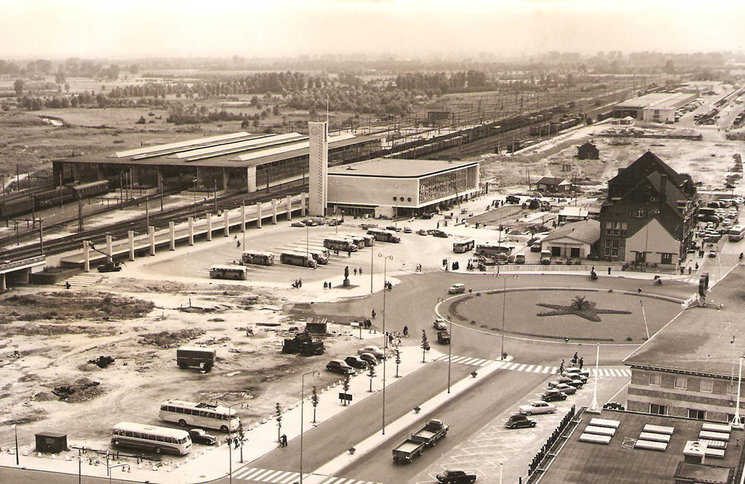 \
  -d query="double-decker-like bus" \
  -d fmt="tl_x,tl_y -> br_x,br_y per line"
728,225 -> 745,242
209,265 -> 248,280
241,251 -> 275,266
159,400 -> 240,433
324,237 -> 358,252
367,229 -> 401,243
111,422 -> 191,455
280,251 -> 317,268
452,238 -> 475,253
